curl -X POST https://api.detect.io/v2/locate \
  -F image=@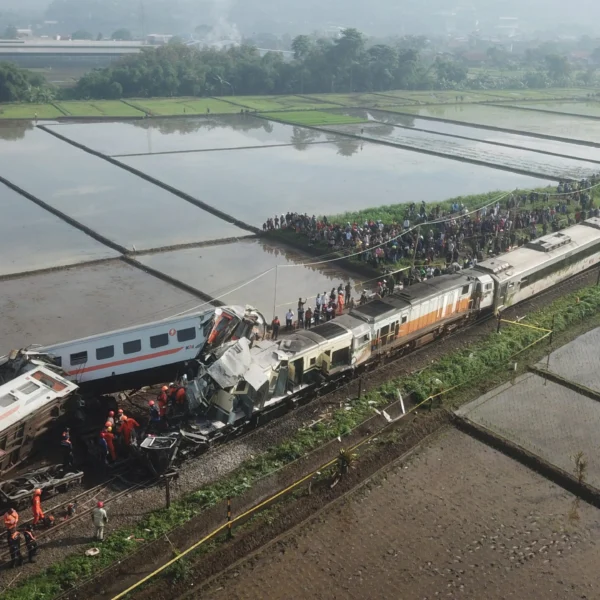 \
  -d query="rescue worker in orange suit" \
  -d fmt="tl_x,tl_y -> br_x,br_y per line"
3,507 -> 18,538
8,529 -> 22,568
61,428 -> 74,472
104,425 -> 117,462
32,489 -> 44,526
120,415 -> 140,446
23,524 -> 38,563
157,386 -> 169,427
